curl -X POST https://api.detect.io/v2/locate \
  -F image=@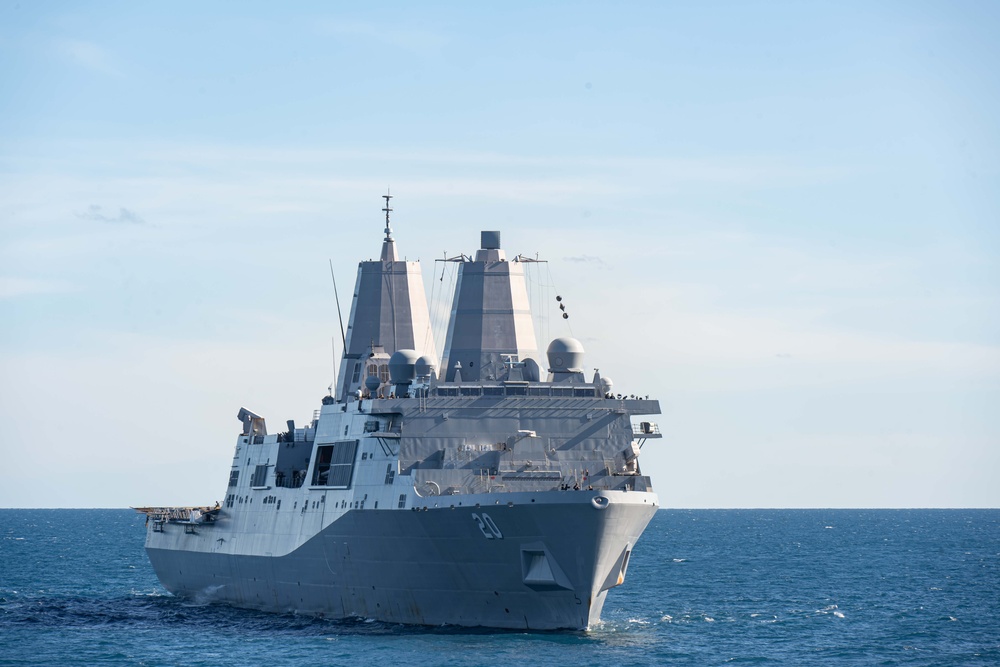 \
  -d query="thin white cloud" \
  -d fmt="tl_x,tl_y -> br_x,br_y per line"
75,204 -> 145,224
662,307 -> 1000,370
54,39 -> 122,76
0,277 -> 81,299
128,142 -> 838,189
563,254 -> 609,268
